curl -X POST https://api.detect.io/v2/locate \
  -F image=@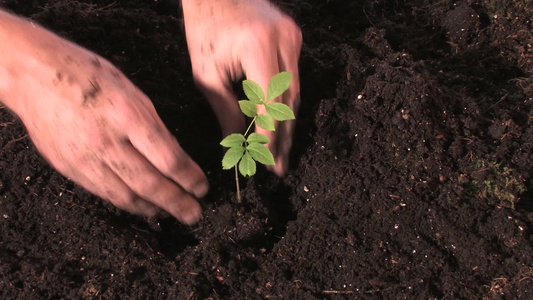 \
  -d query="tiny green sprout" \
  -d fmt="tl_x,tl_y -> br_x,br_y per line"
220,72 -> 295,202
